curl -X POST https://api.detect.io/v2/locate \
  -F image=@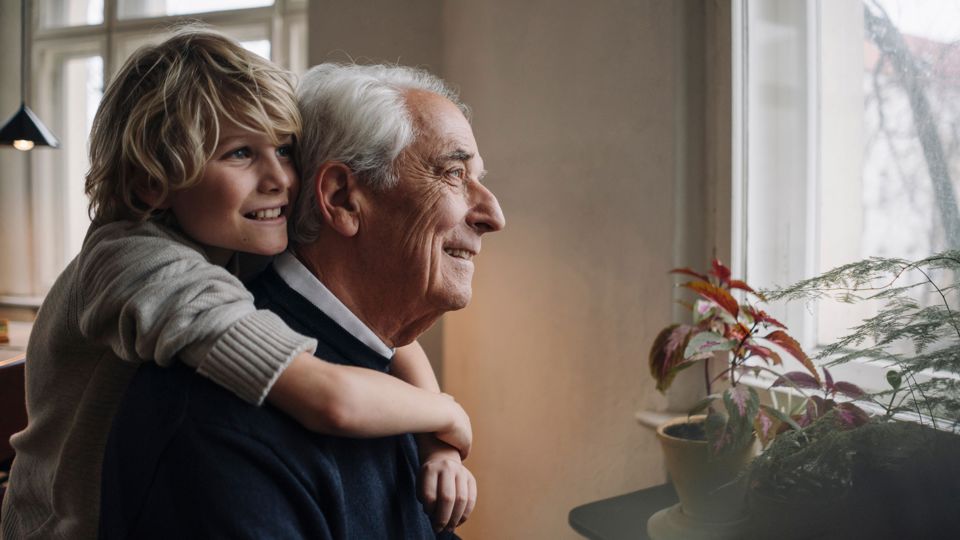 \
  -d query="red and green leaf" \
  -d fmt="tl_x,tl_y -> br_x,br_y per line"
724,385 -> 760,421
729,279 -> 759,296
687,394 -> 720,416
648,324 -> 696,392
754,408 -> 780,447
720,386 -> 760,453
742,306 -> 786,329
723,322 -> 751,343
744,342 -> 782,366
824,367 -> 835,393
765,330 -> 819,382
692,299 -> 721,325
710,259 -> 732,285
798,396 -> 839,426
795,398 -> 821,427
670,267 -> 709,281
760,404 -> 803,432
836,402 -> 870,428
704,410 -> 732,455
682,280 -> 740,319
771,371 -> 822,391
684,331 -> 737,360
